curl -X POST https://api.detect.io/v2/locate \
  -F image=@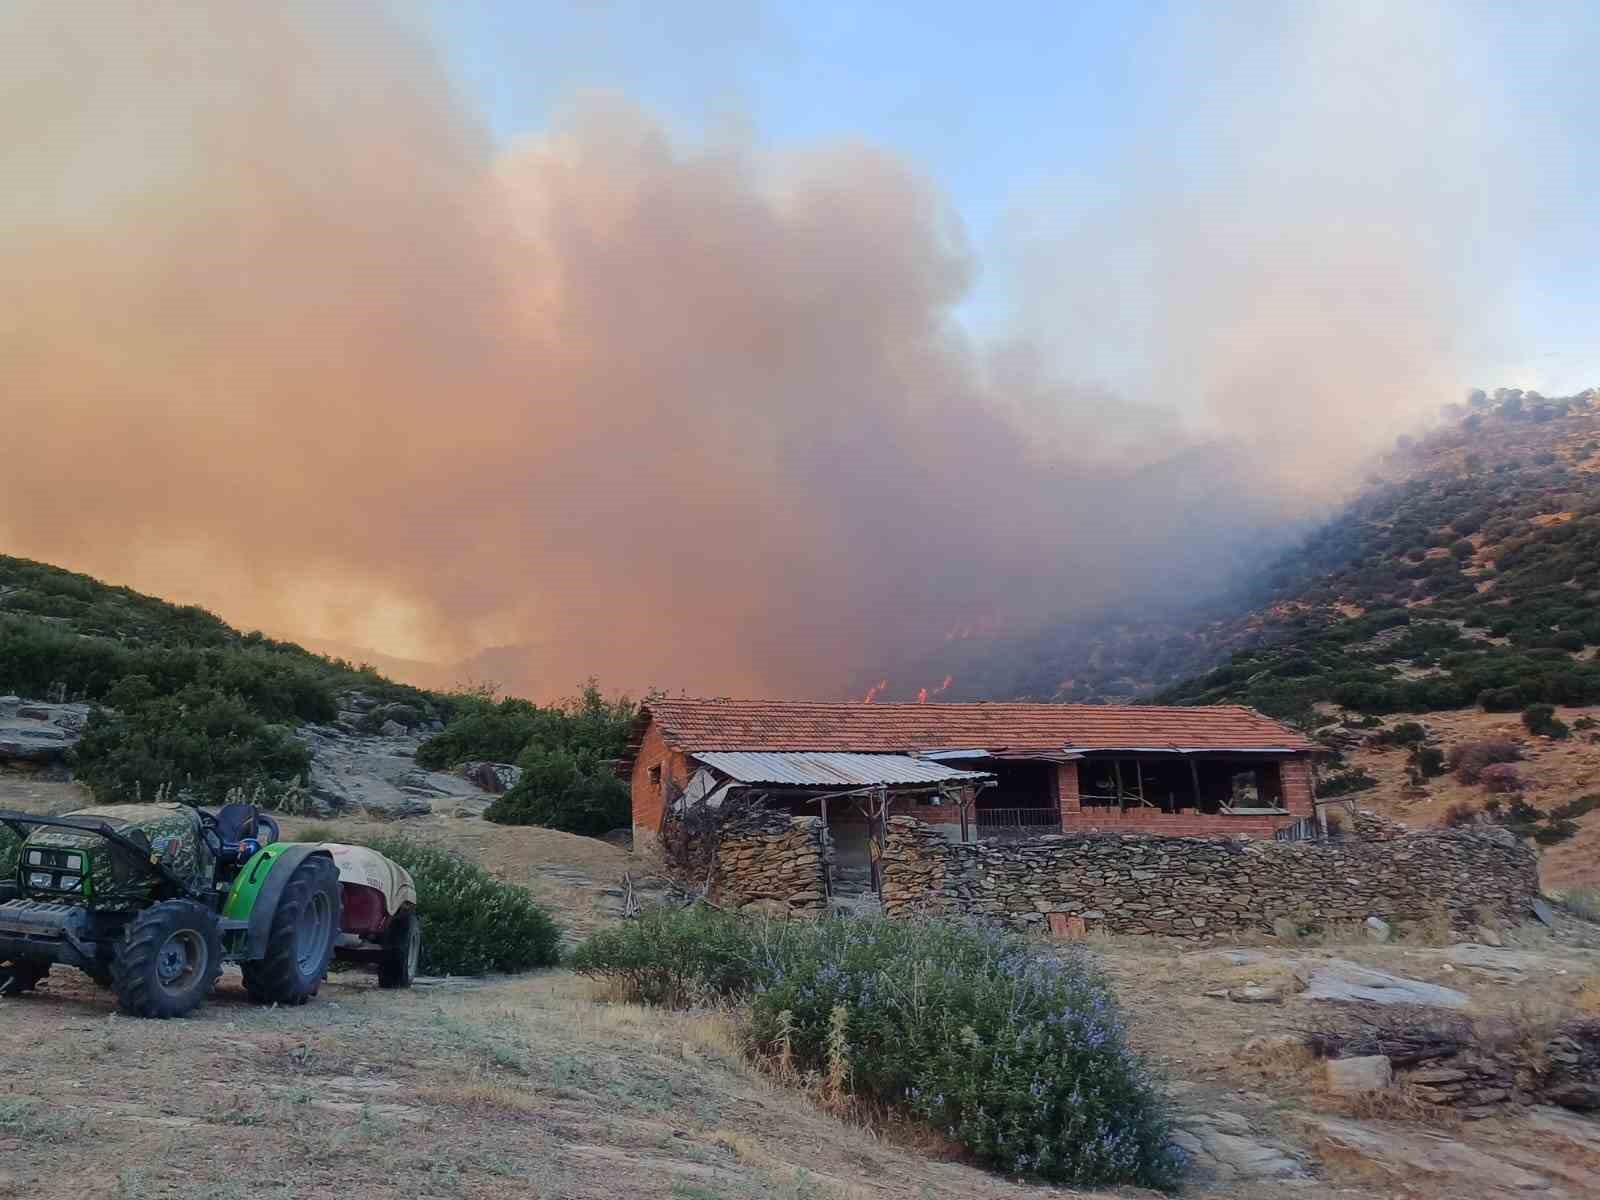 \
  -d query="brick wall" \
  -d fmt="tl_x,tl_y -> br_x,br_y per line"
630,723 -> 691,845
880,817 -> 1539,938
1056,761 -> 1080,831
1055,755 -> 1311,837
